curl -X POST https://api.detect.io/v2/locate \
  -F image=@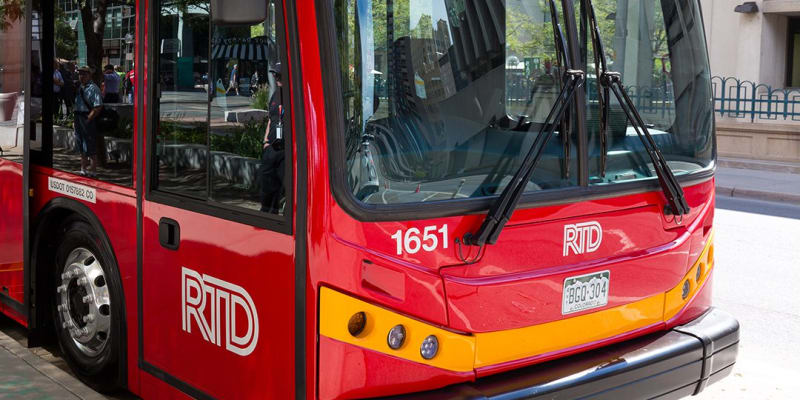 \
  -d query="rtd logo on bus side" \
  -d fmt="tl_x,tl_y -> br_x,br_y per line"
181,267 -> 259,356
563,222 -> 603,257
